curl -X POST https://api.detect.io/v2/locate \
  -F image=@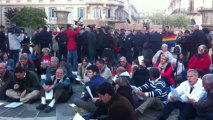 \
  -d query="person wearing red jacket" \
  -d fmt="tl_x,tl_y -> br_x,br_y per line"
188,44 -> 211,73
112,56 -> 132,76
64,24 -> 80,70
156,54 -> 175,88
